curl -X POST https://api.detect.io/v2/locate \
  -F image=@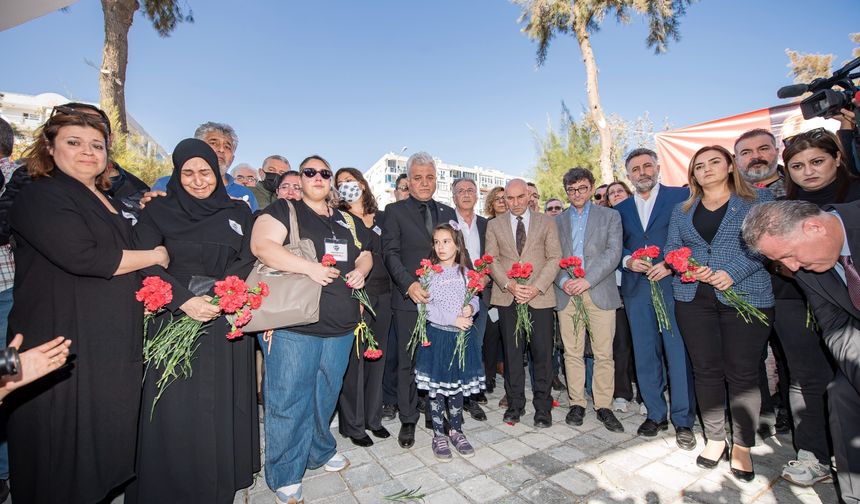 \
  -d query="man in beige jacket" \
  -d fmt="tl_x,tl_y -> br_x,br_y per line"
486,179 -> 562,428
